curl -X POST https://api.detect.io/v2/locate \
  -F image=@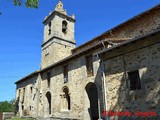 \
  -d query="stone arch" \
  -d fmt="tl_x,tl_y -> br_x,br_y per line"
60,86 -> 71,110
85,82 -> 99,120
46,91 -> 51,115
